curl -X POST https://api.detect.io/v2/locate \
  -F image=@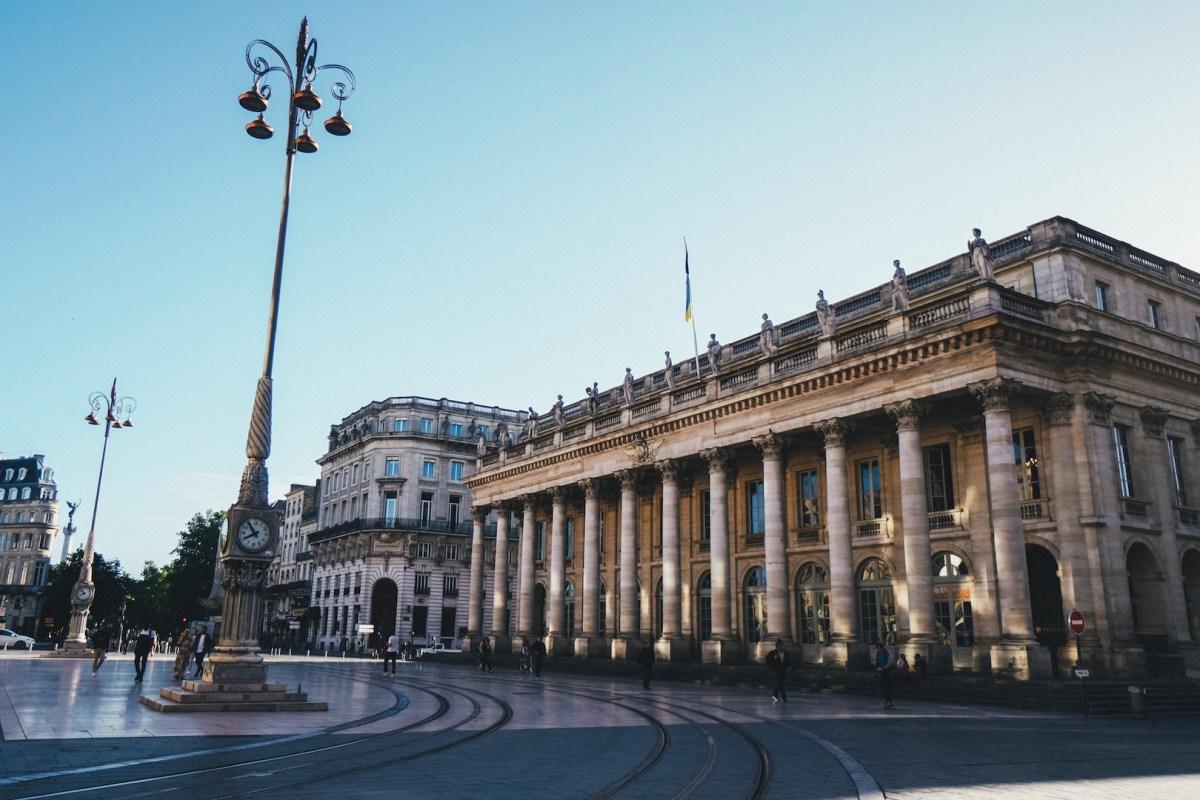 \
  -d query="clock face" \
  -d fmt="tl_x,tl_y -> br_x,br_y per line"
75,585 -> 93,602
237,517 -> 272,552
